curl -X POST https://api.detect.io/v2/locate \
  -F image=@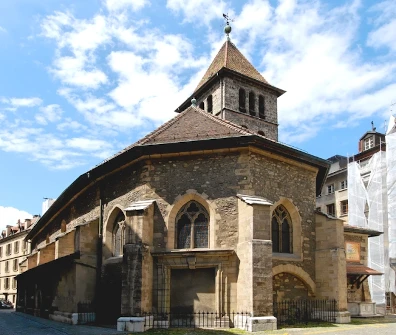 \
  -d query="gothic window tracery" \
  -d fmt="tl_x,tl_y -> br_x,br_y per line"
271,205 -> 292,253
176,201 -> 209,249
113,211 -> 126,257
